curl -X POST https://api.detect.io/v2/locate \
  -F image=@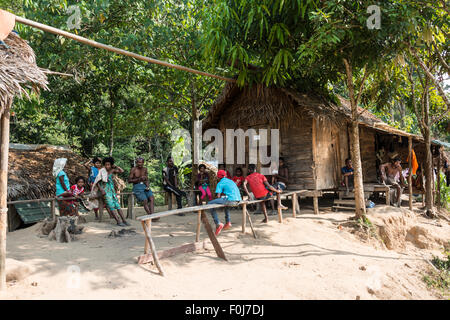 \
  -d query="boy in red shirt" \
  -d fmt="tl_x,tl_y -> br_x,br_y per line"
232,167 -> 245,187
243,164 -> 282,223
